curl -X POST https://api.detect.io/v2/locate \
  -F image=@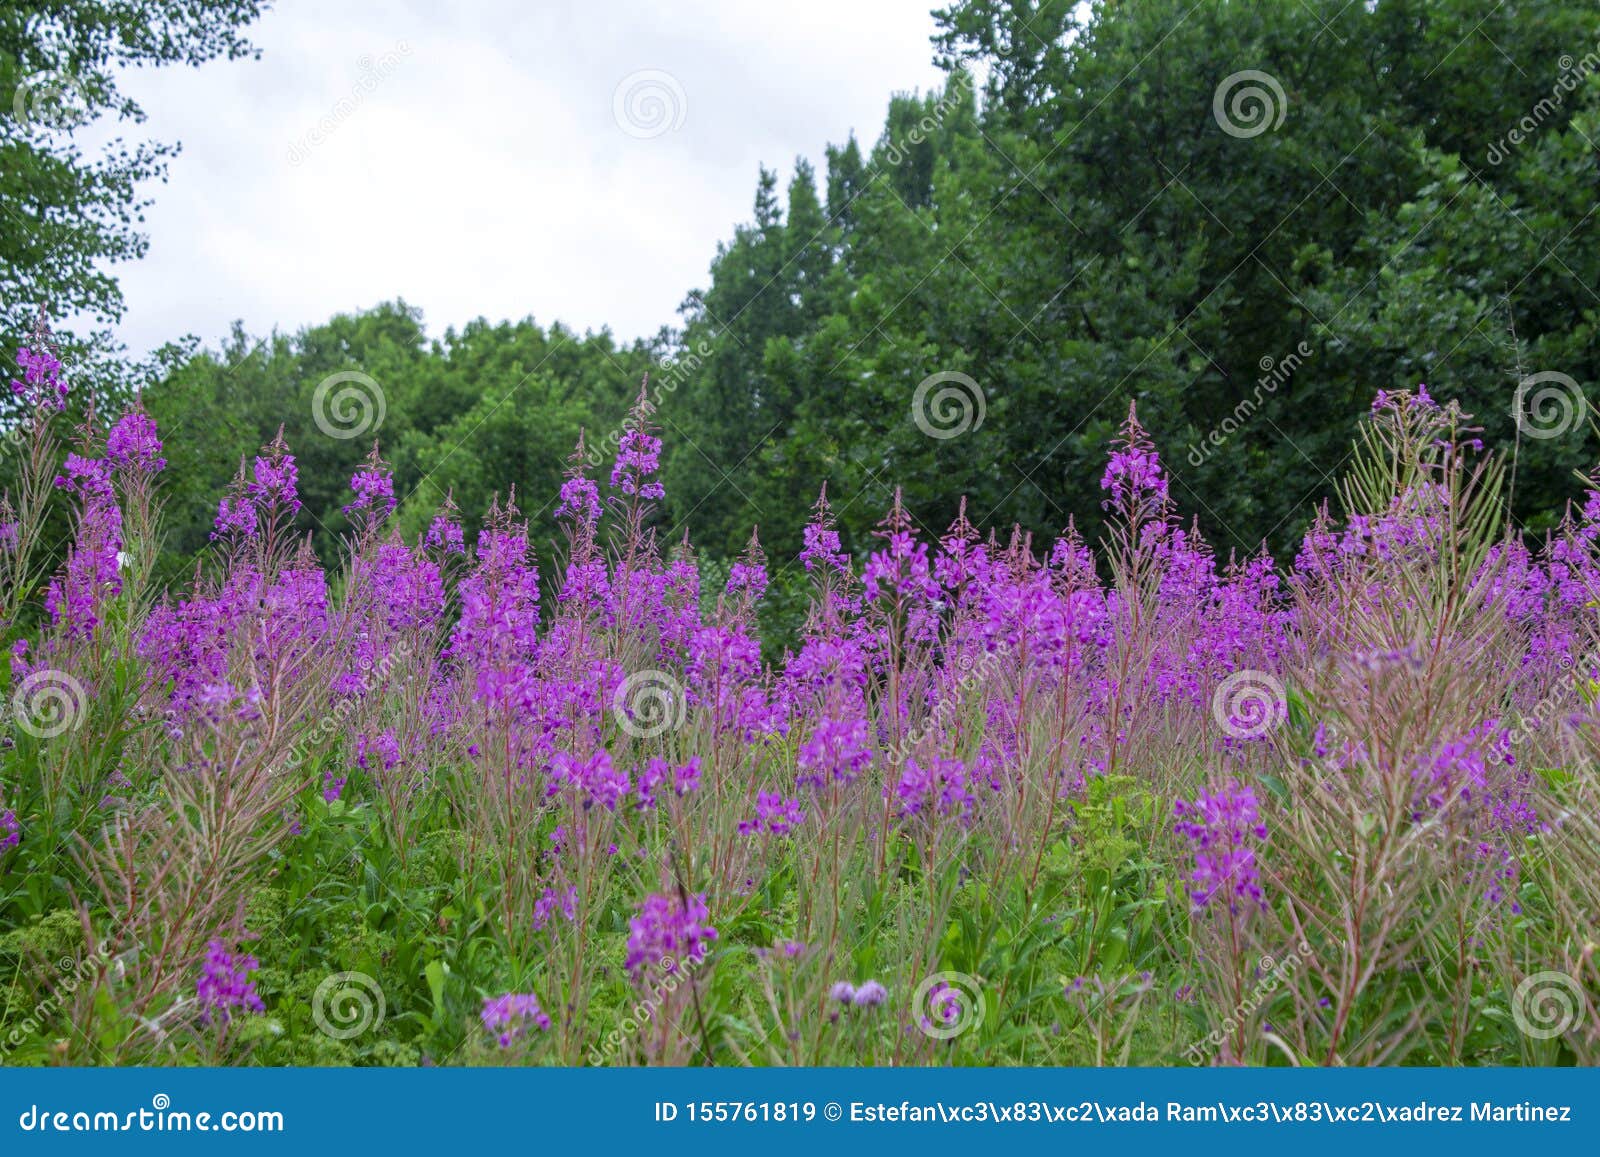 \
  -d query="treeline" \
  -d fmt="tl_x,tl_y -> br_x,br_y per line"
30,0 -> 1600,585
